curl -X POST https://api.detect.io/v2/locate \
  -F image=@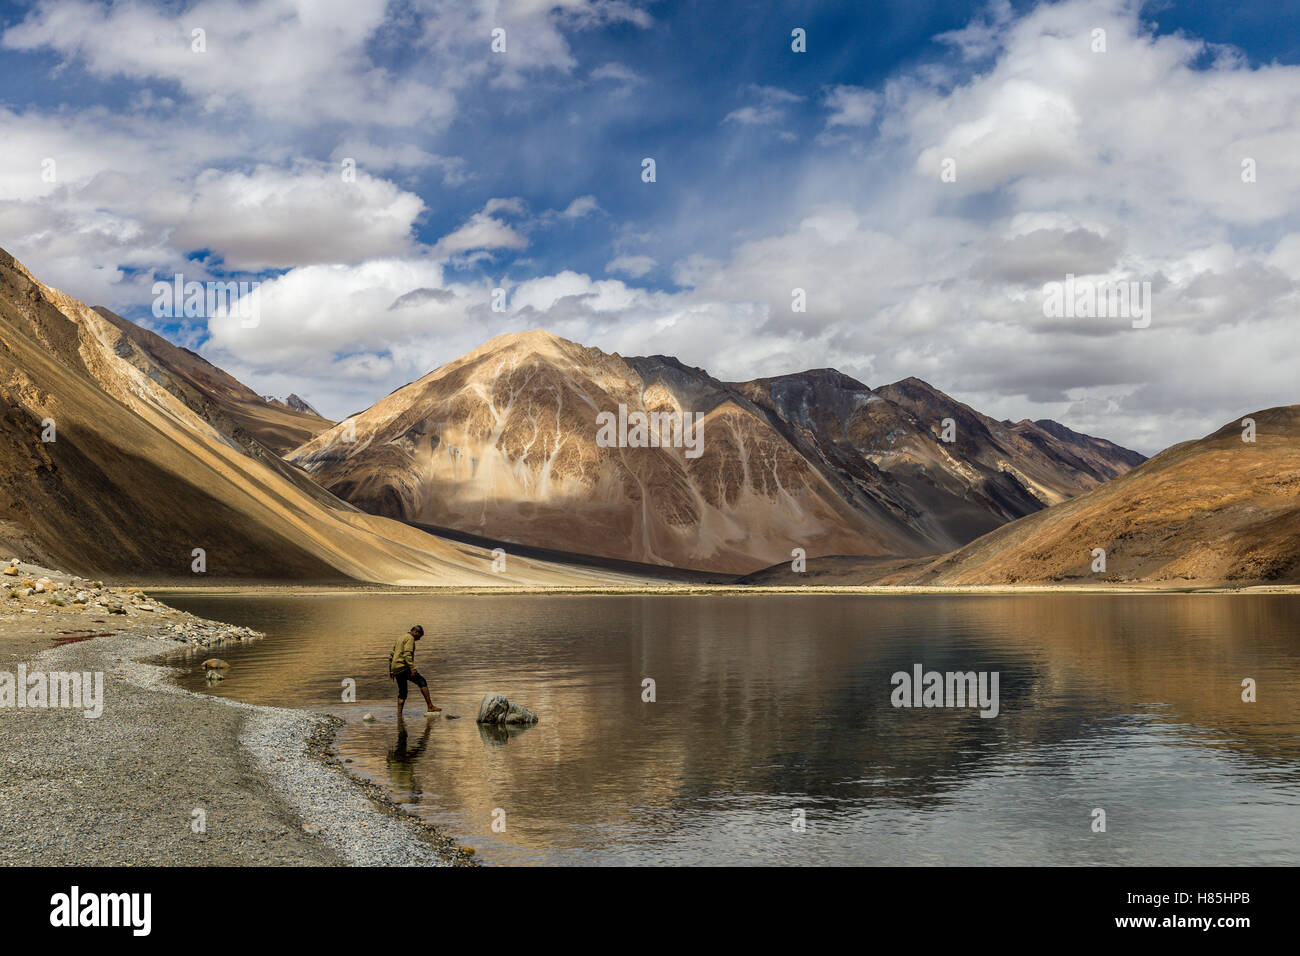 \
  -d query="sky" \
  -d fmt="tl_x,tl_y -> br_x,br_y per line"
0,0 -> 1297,454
